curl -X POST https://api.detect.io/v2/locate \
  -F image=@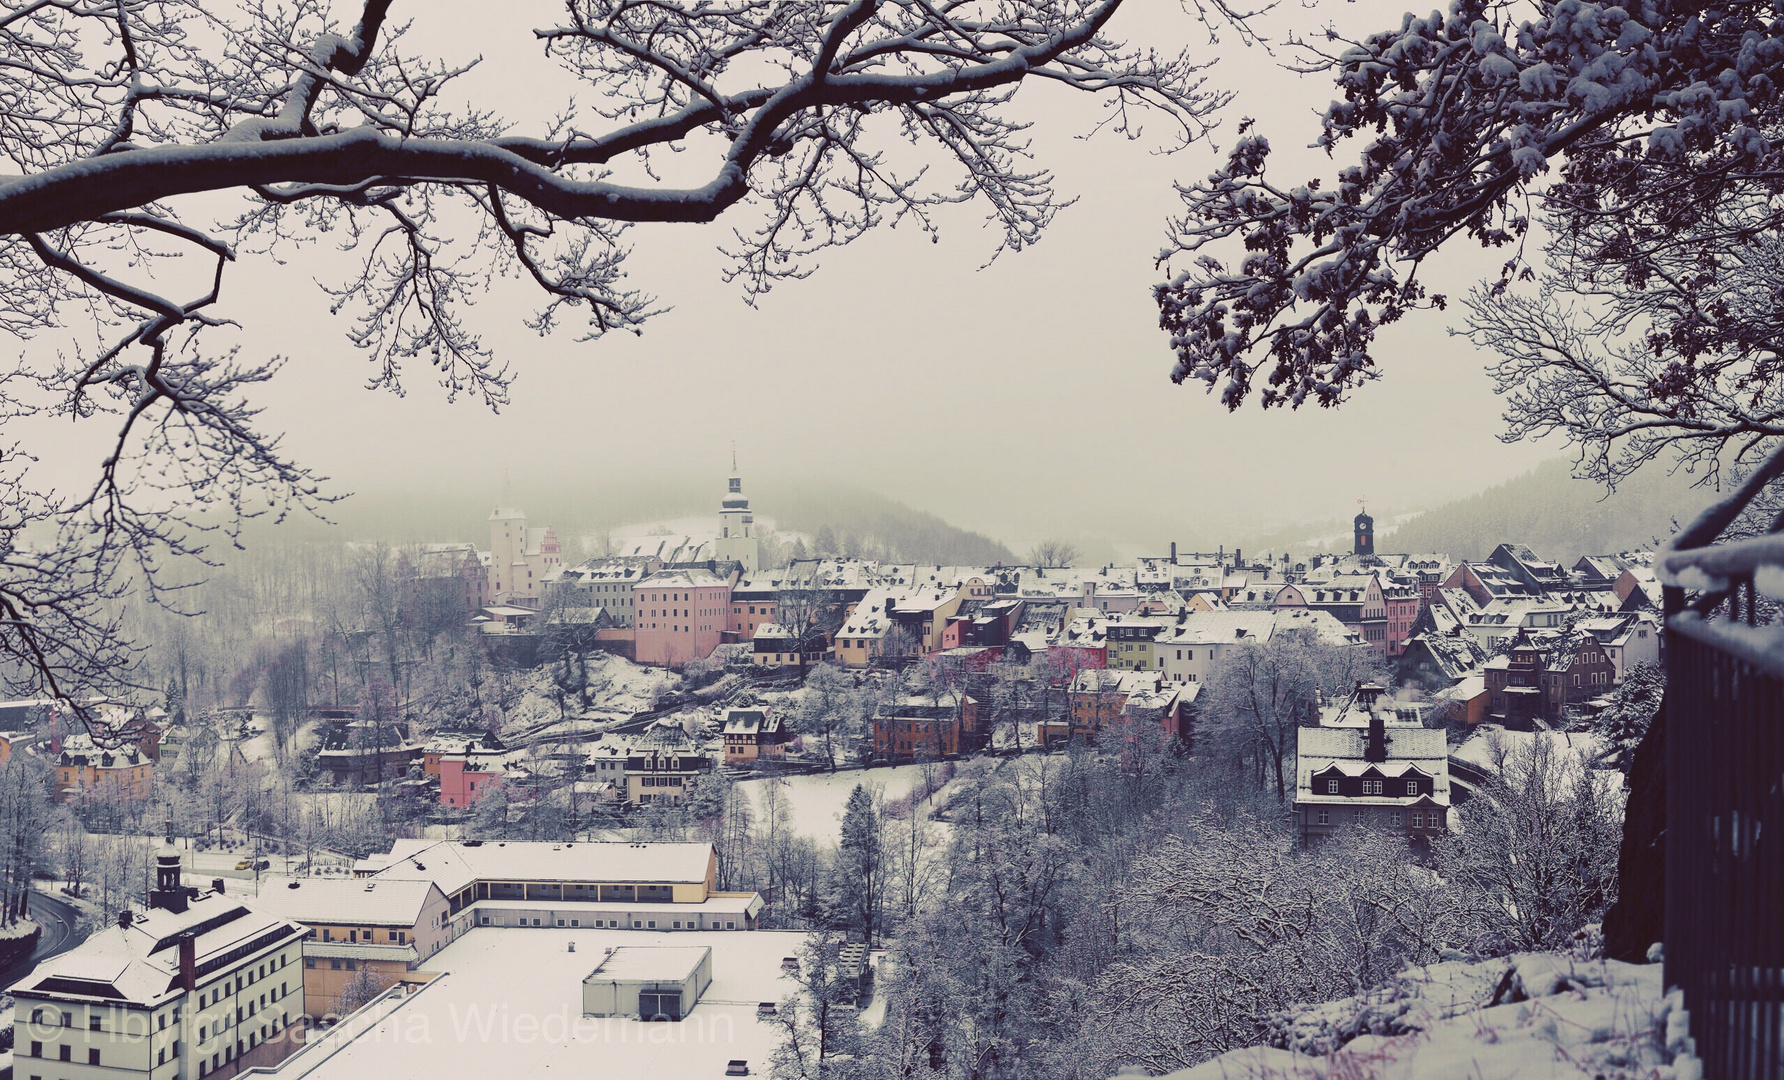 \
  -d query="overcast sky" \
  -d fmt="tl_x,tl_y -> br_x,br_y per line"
30,1 -> 1559,553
